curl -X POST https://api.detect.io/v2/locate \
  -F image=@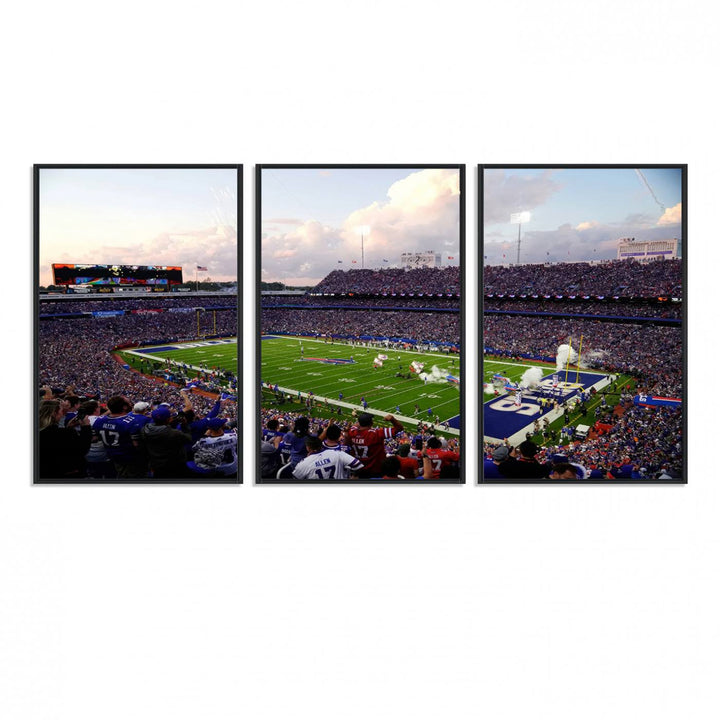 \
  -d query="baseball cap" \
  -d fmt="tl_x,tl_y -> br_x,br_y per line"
133,402 -> 151,413
492,446 -> 510,461
151,406 -> 172,422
